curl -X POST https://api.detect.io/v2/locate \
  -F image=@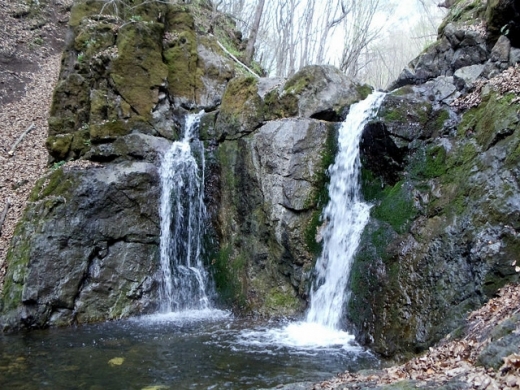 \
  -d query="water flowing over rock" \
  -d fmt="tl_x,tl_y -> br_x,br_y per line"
2,0 -> 520,369
306,92 -> 385,329
158,113 -> 212,312
348,0 -> 520,359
